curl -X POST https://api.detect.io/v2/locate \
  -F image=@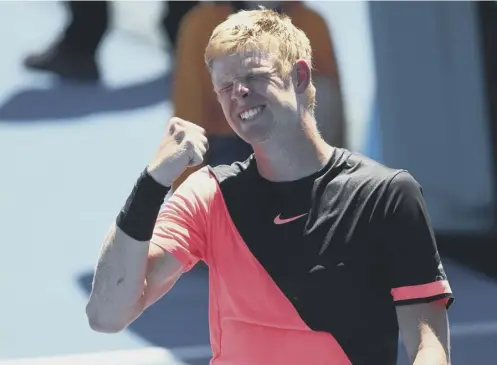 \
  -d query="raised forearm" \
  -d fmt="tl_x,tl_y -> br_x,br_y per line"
86,168 -> 171,332
86,224 -> 149,332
